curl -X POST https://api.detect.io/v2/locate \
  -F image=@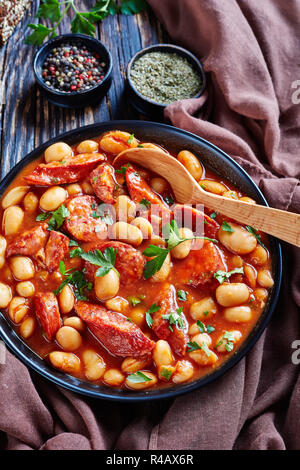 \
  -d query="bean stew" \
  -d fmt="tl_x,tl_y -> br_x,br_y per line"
0,130 -> 274,391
